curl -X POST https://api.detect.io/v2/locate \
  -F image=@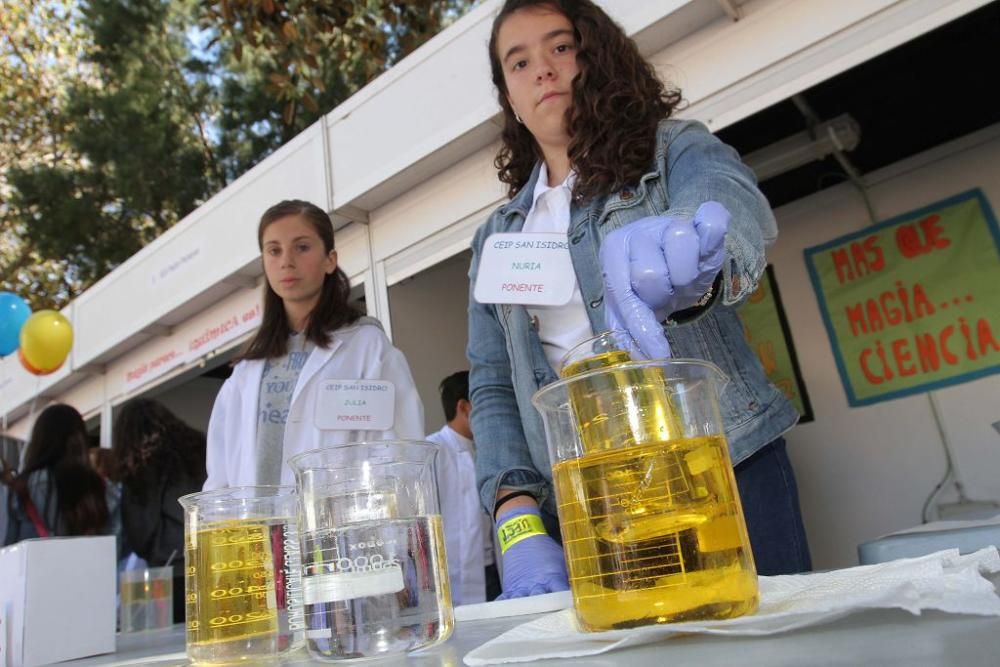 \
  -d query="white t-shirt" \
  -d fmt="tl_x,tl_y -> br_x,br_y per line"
523,164 -> 593,371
